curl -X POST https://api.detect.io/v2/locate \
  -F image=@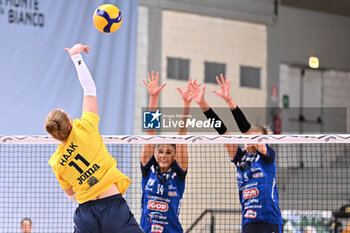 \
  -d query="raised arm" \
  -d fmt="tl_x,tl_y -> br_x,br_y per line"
213,74 -> 267,155
212,74 -> 251,134
212,74 -> 236,110
191,80 -> 210,112
141,71 -> 166,166
176,78 -> 193,135
65,43 -> 98,115
191,80 -> 238,160
174,79 -> 194,170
